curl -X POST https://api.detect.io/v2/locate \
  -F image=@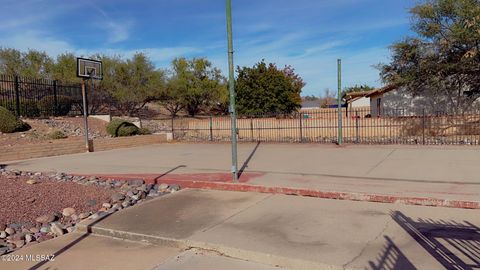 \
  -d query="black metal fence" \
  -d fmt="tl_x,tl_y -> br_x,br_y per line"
144,108 -> 480,145
0,75 -> 84,117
